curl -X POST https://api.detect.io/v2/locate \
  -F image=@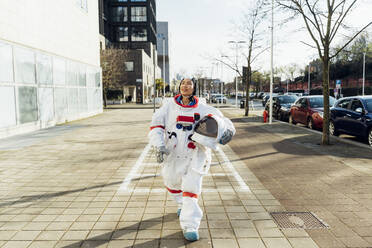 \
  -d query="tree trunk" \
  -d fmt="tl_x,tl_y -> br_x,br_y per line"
321,54 -> 330,145
103,88 -> 108,108
244,66 -> 251,116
